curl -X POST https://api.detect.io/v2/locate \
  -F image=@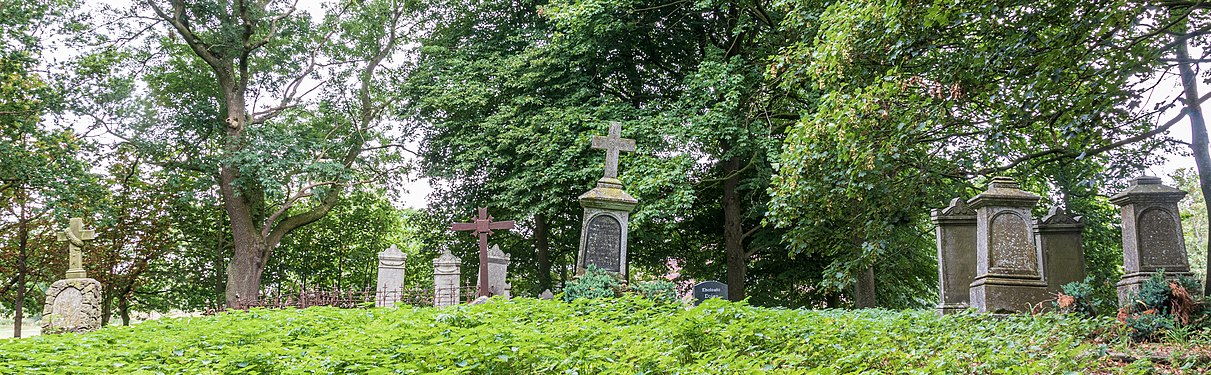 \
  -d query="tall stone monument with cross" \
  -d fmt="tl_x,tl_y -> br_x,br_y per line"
42,217 -> 103,333
577,121 -> 638,277
451,207 -> 515,298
